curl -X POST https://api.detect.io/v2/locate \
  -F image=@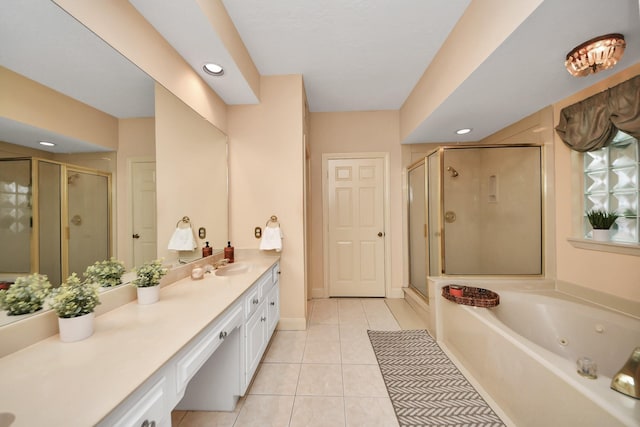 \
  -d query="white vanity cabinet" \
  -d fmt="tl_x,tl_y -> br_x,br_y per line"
1,254 -> 281,427
174,304 -> 244,411
97,375 -> 172,427
242,262 -> 280,394
98,304 -> 245,427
